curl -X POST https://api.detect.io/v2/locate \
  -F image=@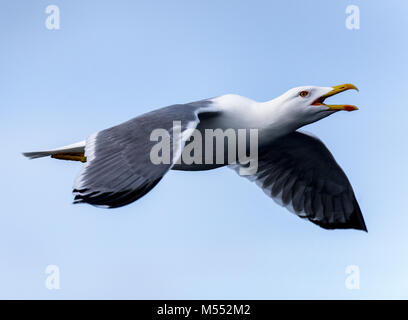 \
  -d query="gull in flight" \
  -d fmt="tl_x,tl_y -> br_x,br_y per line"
23,84 -> 367,231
